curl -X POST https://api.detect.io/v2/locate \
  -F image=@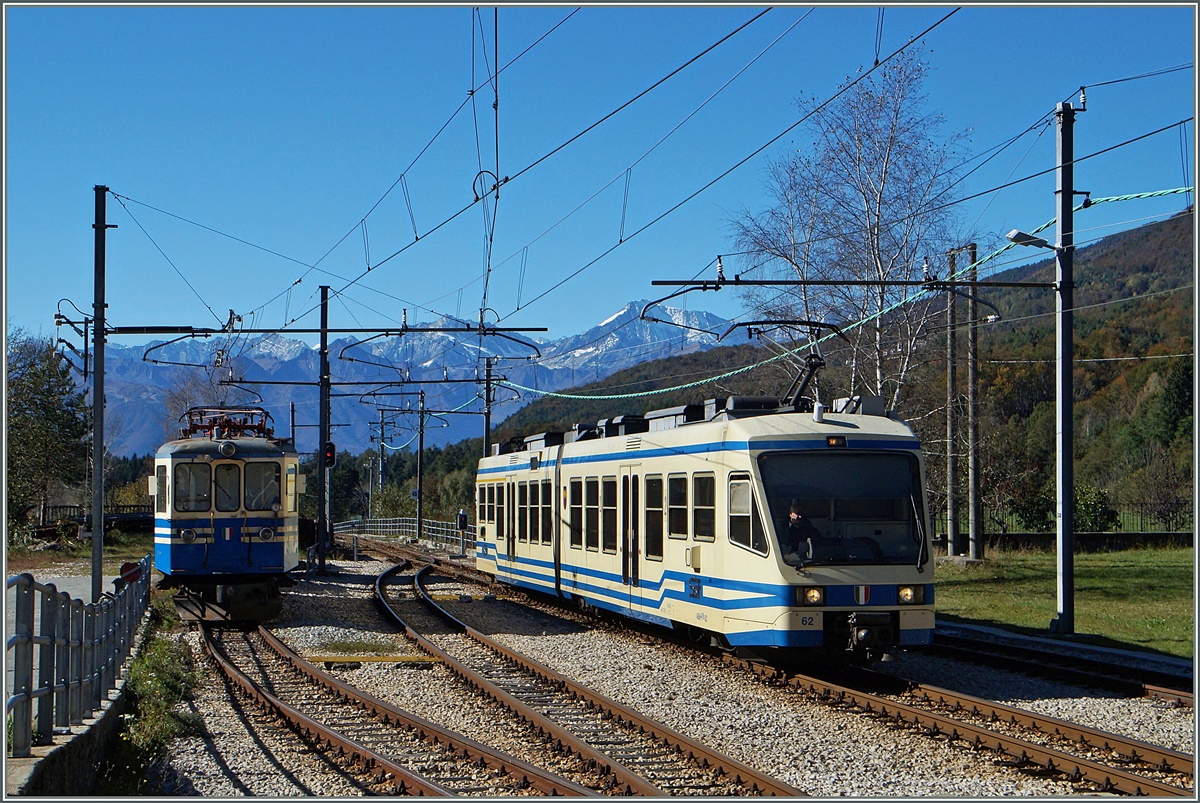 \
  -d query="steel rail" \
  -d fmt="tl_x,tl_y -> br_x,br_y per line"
775,665 -> 1192,797
932,633 -> 1194,707
878,671 -> 1194,778
407,563 -> 804,797
374,564 -> 666,796
199,624 -> 453,796
254,625 -> 598,797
